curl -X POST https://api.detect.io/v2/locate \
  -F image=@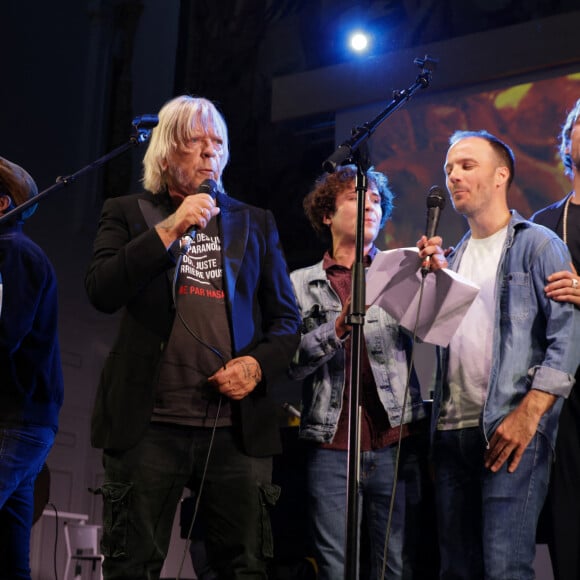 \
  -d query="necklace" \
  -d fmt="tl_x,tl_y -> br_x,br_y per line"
563,193 -> 575,245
